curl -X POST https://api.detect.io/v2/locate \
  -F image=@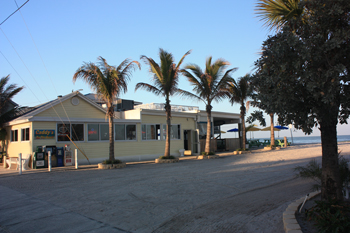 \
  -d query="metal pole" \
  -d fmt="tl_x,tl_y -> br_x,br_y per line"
18,153 -> 22,175
75,149 -> 78,169
48,151 -> 51,172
